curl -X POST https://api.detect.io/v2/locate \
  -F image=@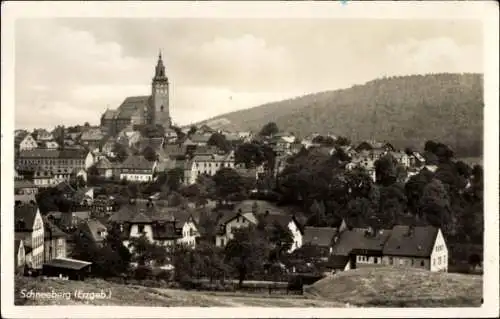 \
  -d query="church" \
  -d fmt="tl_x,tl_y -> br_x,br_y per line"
100,51 -> 172,136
